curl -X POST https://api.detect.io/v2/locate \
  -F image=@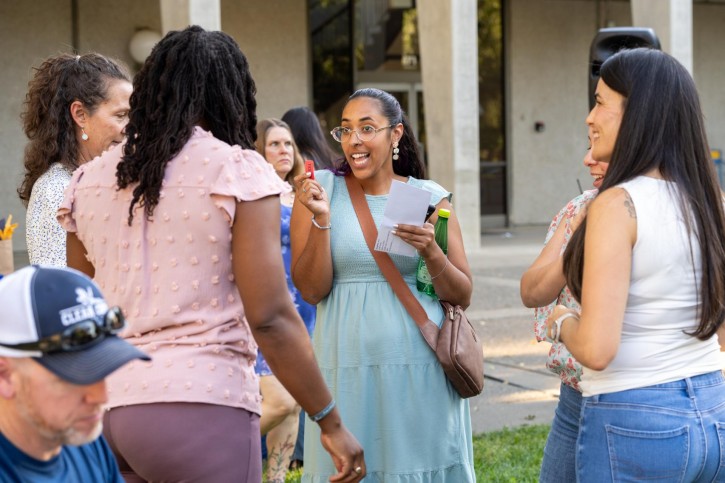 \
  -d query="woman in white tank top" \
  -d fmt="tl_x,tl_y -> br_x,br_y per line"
545,48 -> 725,482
